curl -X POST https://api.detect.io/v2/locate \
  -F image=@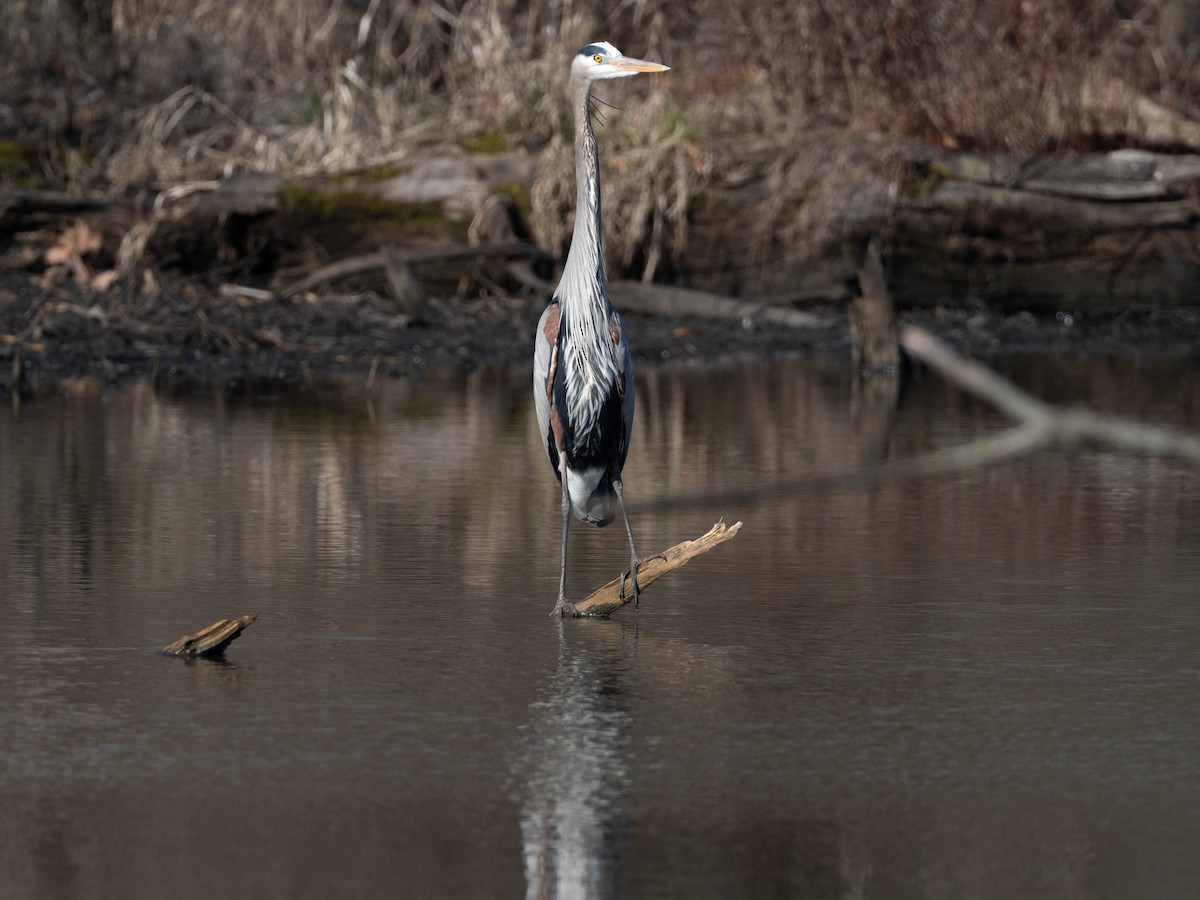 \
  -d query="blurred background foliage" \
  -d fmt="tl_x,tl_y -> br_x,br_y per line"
2,0 -> 1198,271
